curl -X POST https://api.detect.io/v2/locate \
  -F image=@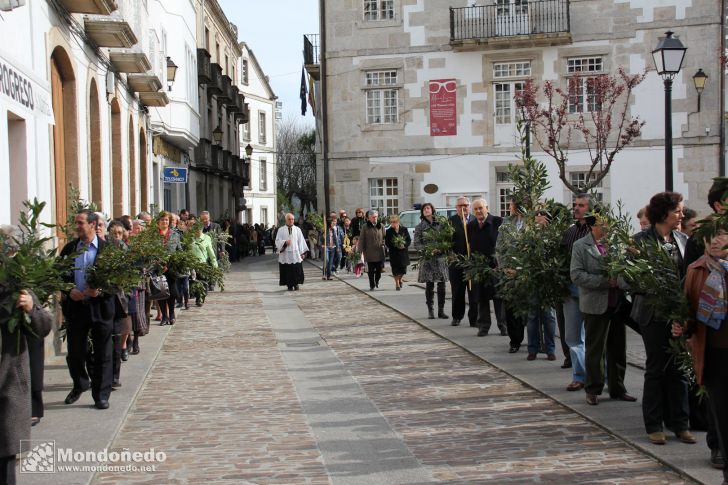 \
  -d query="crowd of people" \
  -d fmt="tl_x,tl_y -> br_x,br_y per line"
0,207 -> 227,484
283,187 -> 726,482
